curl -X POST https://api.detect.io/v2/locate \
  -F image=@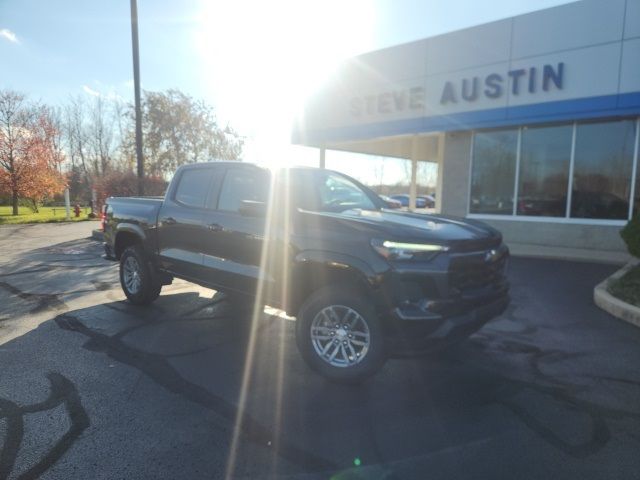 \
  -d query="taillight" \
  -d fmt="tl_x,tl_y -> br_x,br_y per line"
100,206 -> 107,232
